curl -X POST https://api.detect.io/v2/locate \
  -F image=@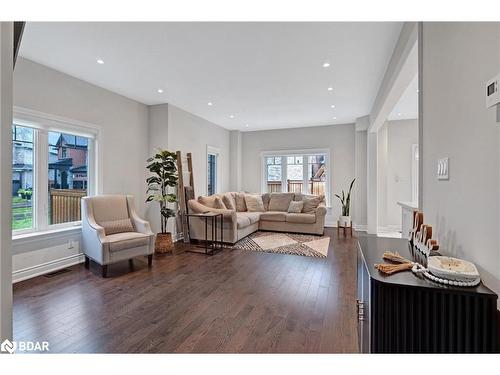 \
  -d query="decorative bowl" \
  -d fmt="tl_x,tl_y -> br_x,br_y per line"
427,256 -> 479,282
